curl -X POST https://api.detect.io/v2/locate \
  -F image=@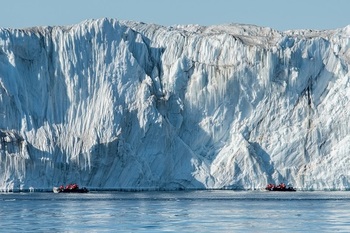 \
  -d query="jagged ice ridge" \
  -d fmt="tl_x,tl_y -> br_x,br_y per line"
0,18 -> 350,191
